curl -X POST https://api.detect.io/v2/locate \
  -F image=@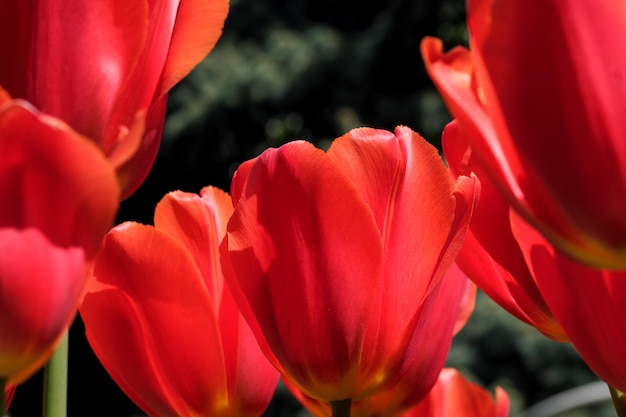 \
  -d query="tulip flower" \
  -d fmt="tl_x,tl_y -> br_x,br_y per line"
221,126 -> 479,407
0,90 -> 119,384
81,187 -> 279,417
421,0 -> 626,269
442,121 -> 566,342
511,209 -> 626,395
285,263 -> 477,417
441,120 -> 626,404
0,0 -> 229,198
